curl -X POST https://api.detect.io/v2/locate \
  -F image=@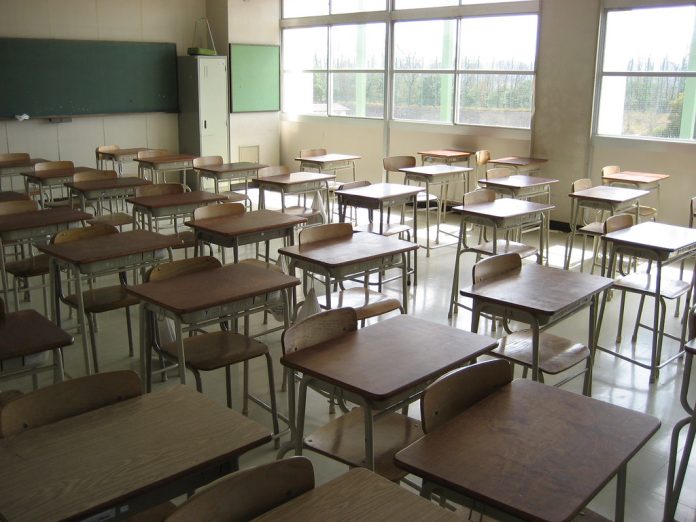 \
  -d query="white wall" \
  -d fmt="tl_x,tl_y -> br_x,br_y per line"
0,0 -> 205,173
